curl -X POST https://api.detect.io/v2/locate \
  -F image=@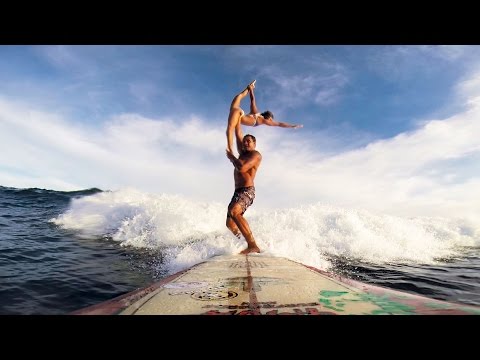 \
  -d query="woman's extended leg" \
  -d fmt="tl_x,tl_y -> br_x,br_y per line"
248,84 -> 259,115
226,108 -> 244,155
226,80 -> 256,154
